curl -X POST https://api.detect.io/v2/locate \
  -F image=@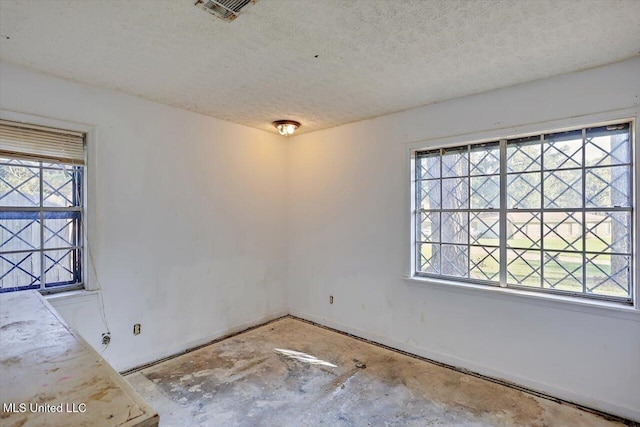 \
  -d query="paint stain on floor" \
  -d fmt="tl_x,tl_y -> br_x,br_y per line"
125,318 -> 626,427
